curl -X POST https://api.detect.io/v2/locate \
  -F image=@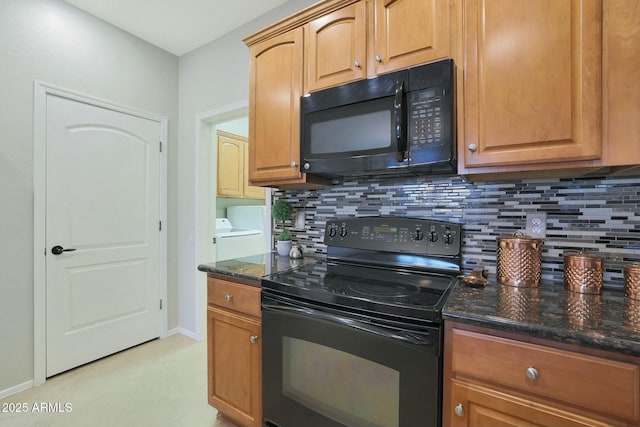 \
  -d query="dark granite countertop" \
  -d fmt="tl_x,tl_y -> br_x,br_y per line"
197,251 -> 320,283
443,280 -> 640,357
199,253 -> 640,357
